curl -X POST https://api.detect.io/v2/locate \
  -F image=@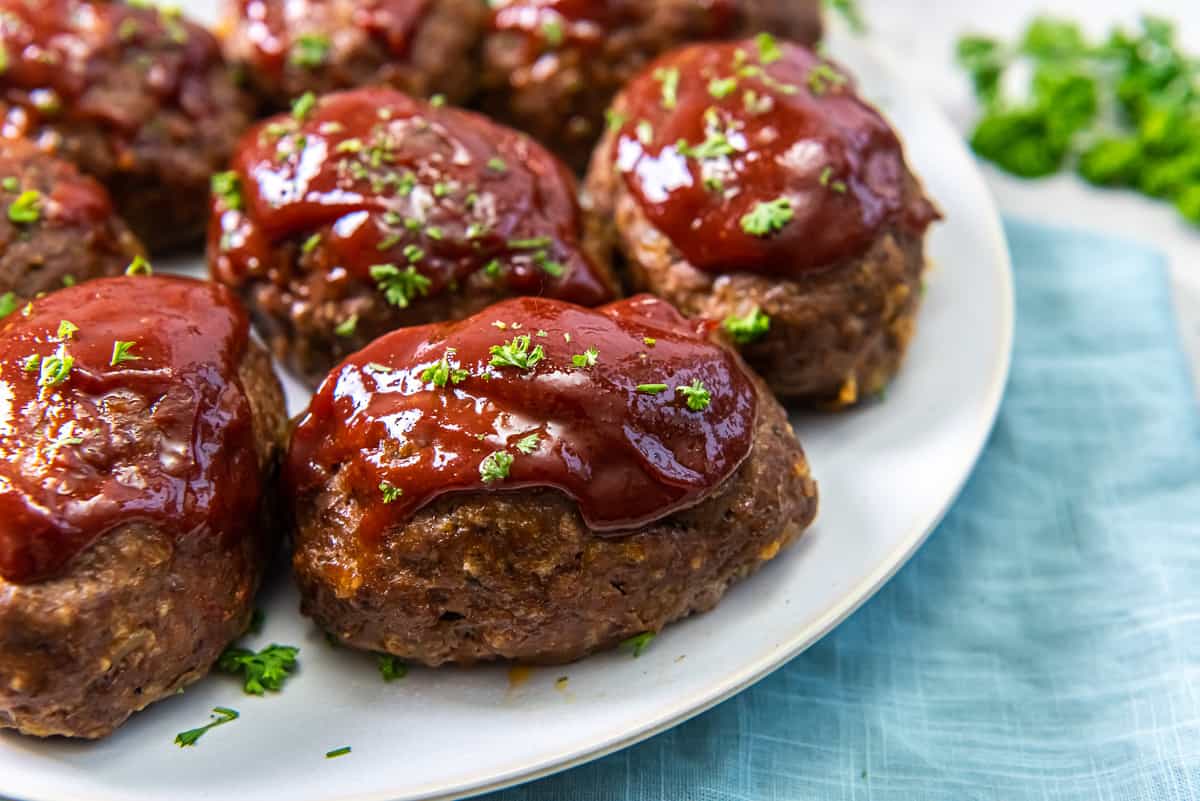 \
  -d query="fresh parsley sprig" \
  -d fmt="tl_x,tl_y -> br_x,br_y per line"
217,644 -> 299,695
